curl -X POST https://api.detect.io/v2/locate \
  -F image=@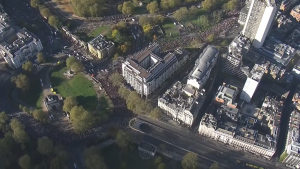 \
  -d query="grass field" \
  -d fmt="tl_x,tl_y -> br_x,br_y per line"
162,18 -> 179,37
102,144 -> 183,169
50,66 -> 97,112
18,78 -> 44,109
88,25 -> 111,39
